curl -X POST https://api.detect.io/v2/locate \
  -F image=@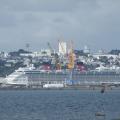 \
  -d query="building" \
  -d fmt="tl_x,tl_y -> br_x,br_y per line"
83,45 -> 90,54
